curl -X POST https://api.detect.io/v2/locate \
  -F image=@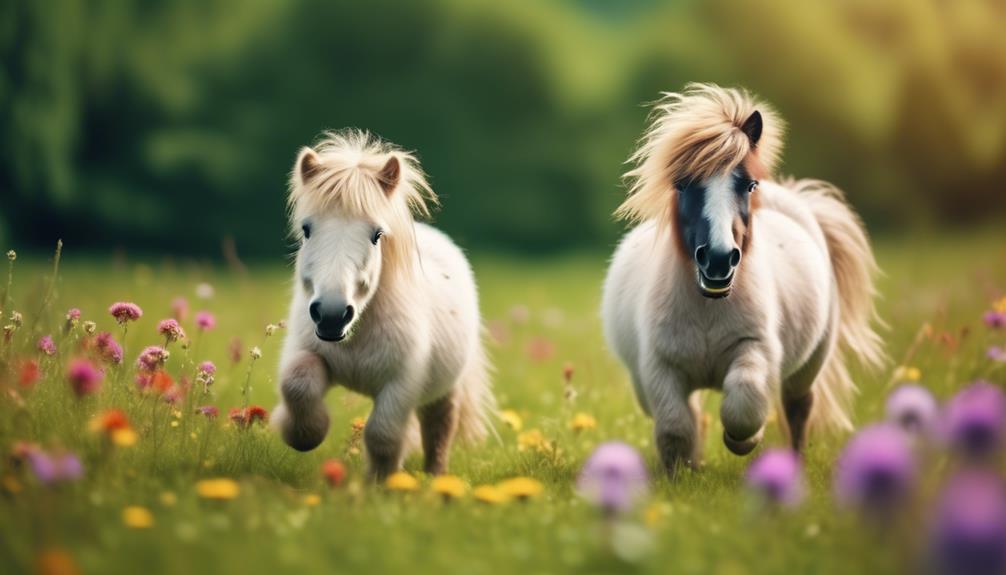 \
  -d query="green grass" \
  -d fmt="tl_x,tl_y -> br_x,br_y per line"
1,230 -> 1004,575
